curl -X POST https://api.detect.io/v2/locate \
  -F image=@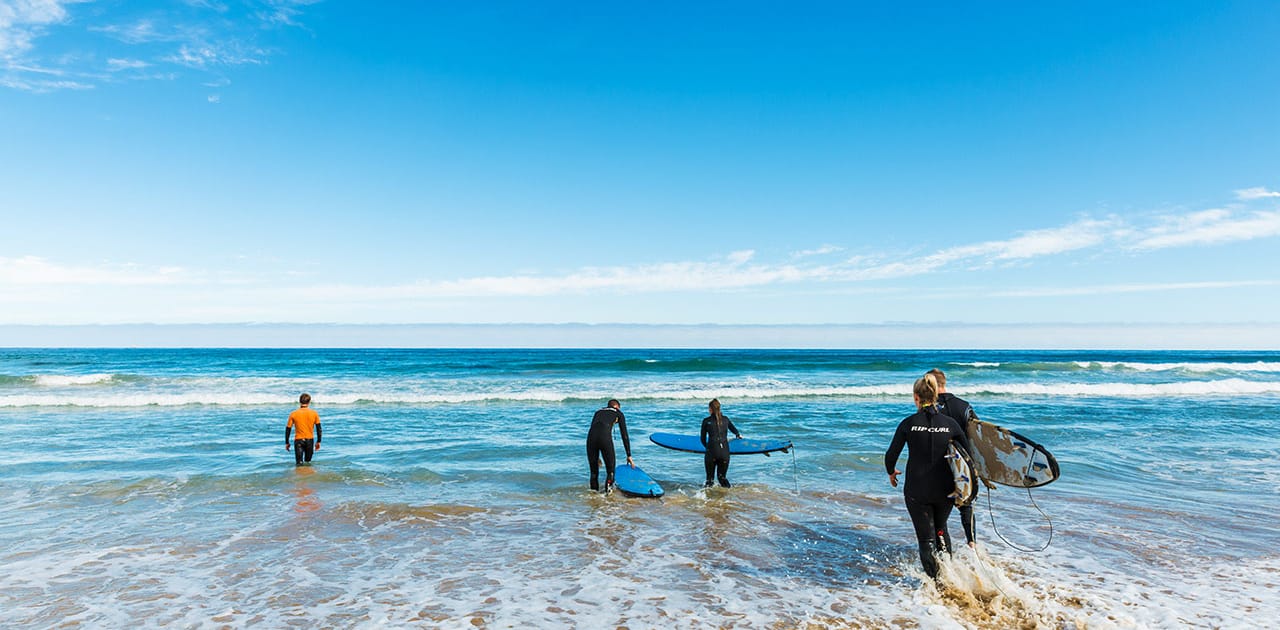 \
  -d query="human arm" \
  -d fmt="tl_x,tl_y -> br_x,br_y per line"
884,420 -> 907,486
700,417 -> 711,448
727,419 -> 741,439
285,425 -> 292,450
617,412 -> 631,461
315,422 -> 321,450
